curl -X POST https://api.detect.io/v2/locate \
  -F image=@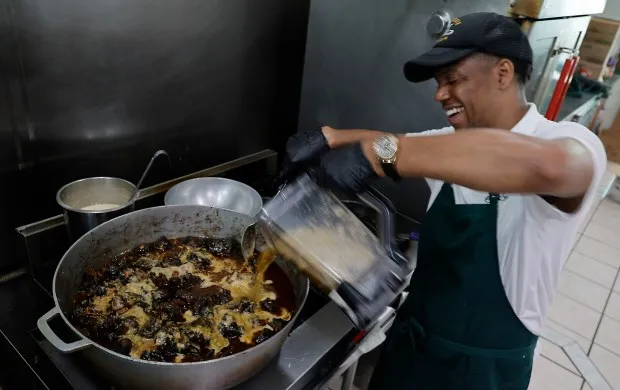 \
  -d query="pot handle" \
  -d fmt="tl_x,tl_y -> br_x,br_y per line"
357,187 -> 409,269
37,307 -> 92,353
